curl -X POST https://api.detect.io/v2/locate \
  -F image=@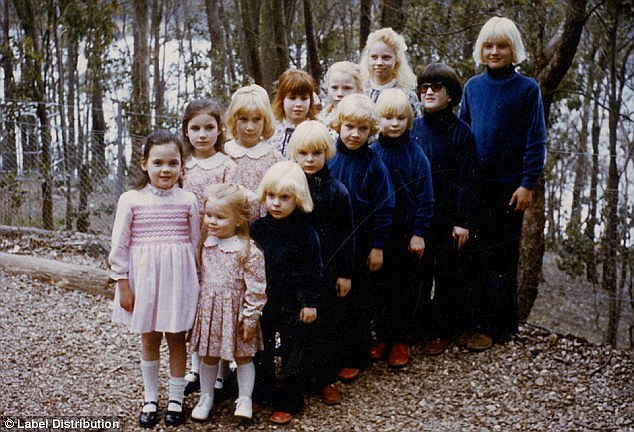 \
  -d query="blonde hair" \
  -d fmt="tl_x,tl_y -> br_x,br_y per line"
359,27 -> 417,90
224,84 -> 276,140
325,61 -> 363,93
257,161 -> 314,213
375,88 -> 414,129
287,120 -> 336,161
329,93 -> 381,135
473,16 -> 527,66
